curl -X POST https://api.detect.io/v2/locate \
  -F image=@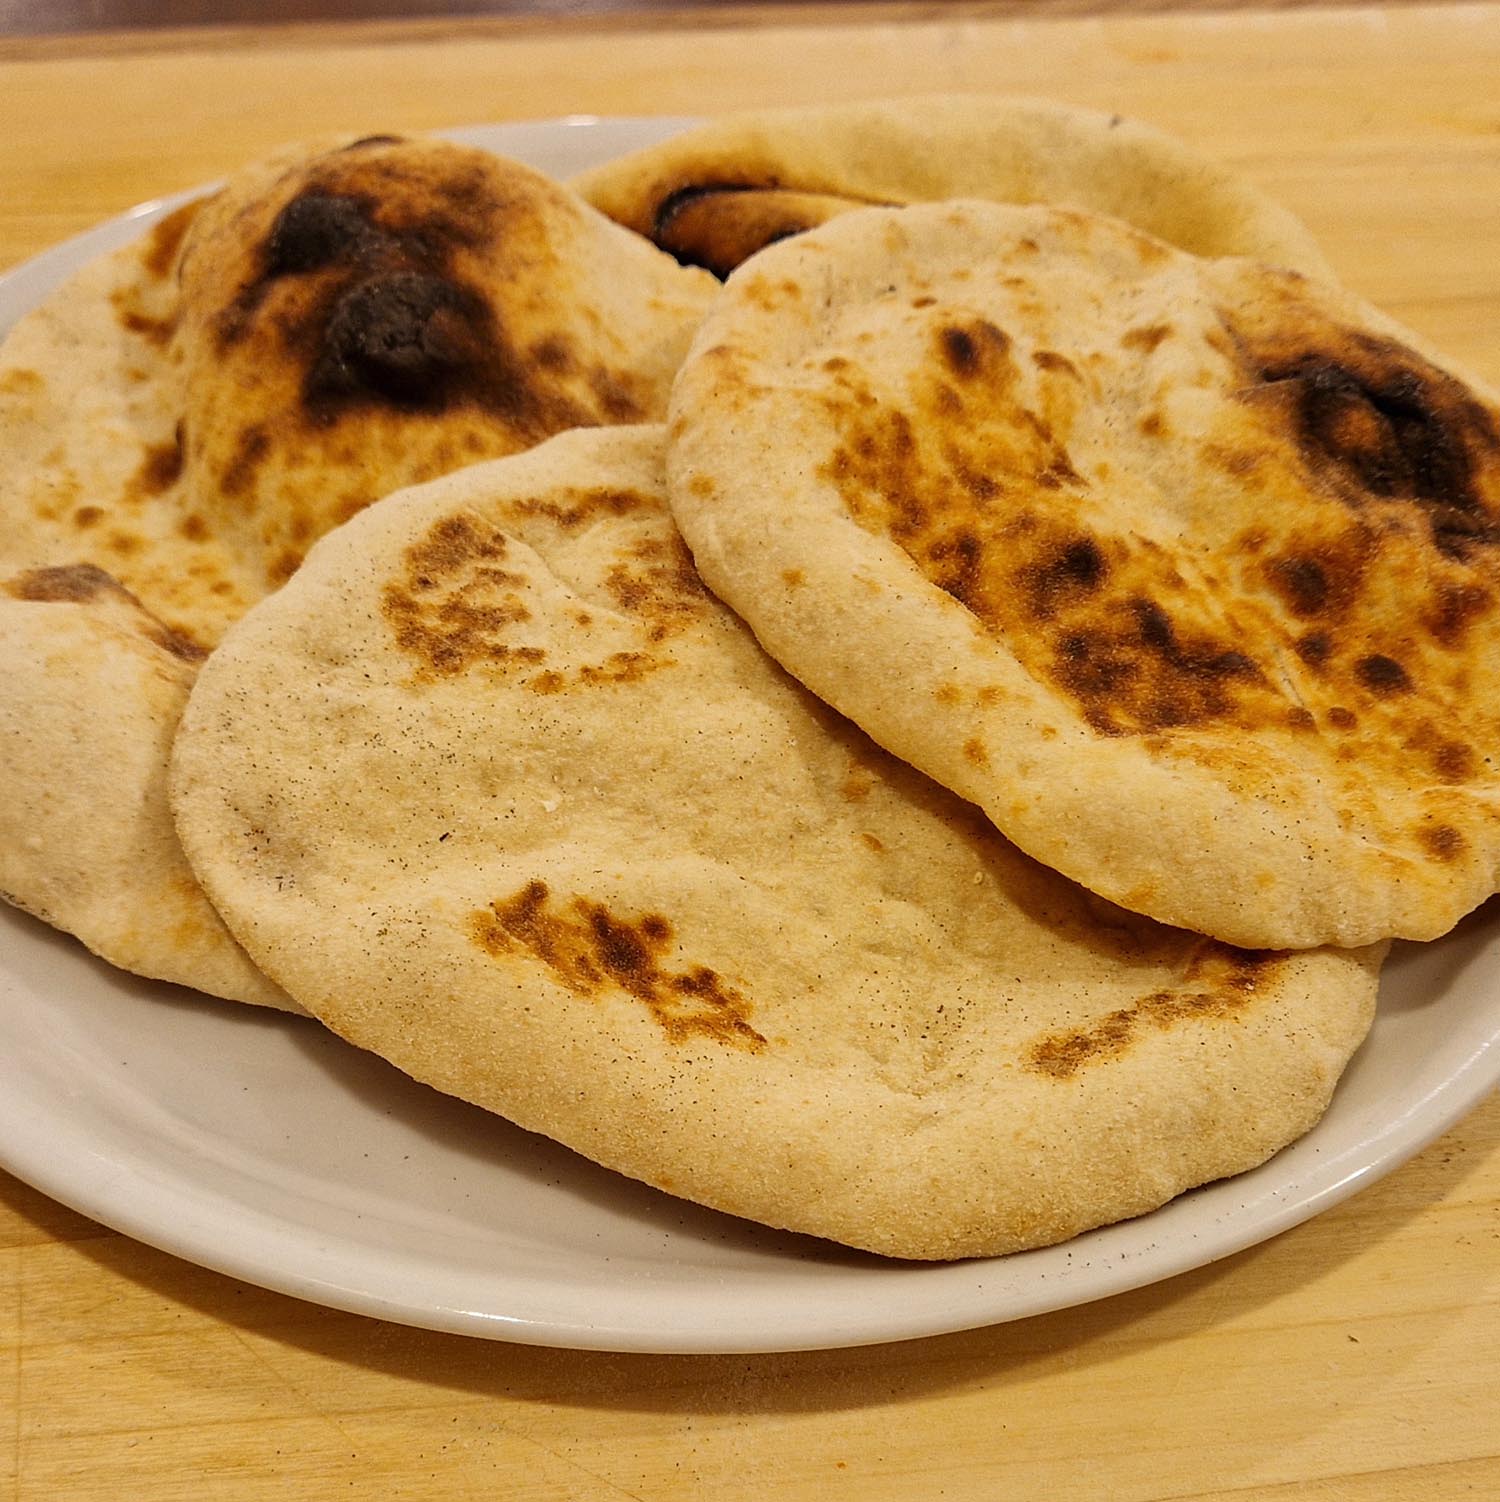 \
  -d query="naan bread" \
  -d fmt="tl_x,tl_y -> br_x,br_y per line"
666,200 -> 1500,951
572,94 -> 1332,280
0,135 -> 715,1004
170,425 -> 1381,1259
